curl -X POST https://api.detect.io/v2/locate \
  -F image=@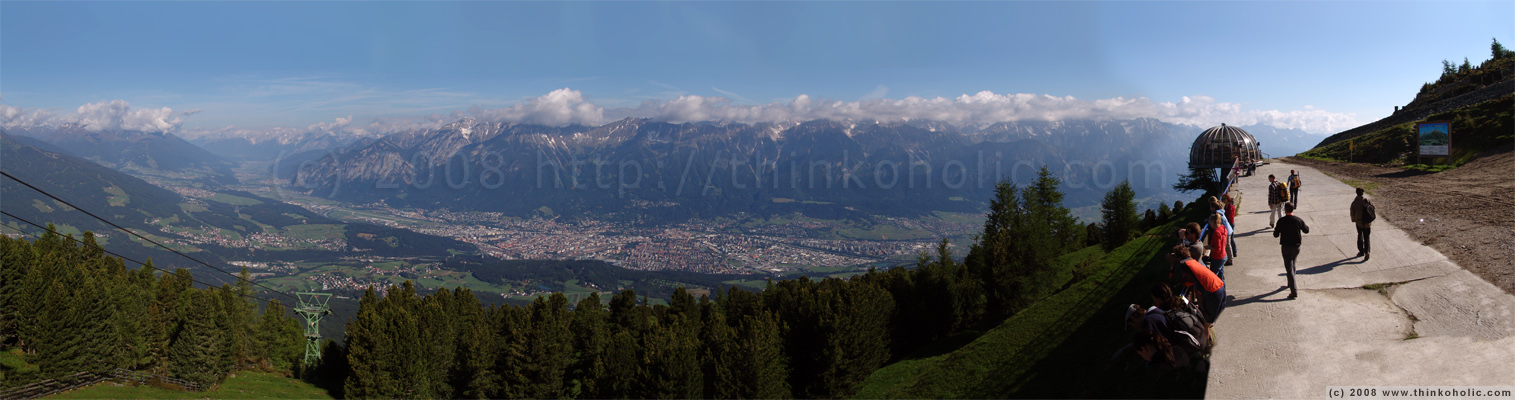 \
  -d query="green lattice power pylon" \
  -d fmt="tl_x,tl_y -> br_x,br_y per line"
295,292 -> 333,366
